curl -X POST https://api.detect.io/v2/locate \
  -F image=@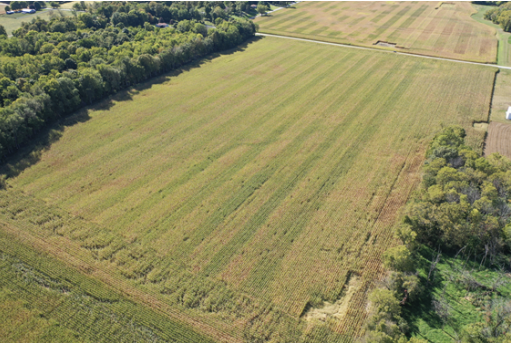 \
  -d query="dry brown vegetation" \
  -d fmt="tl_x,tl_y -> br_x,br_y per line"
255,1 -> 497,63
0,37 -> 497,341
